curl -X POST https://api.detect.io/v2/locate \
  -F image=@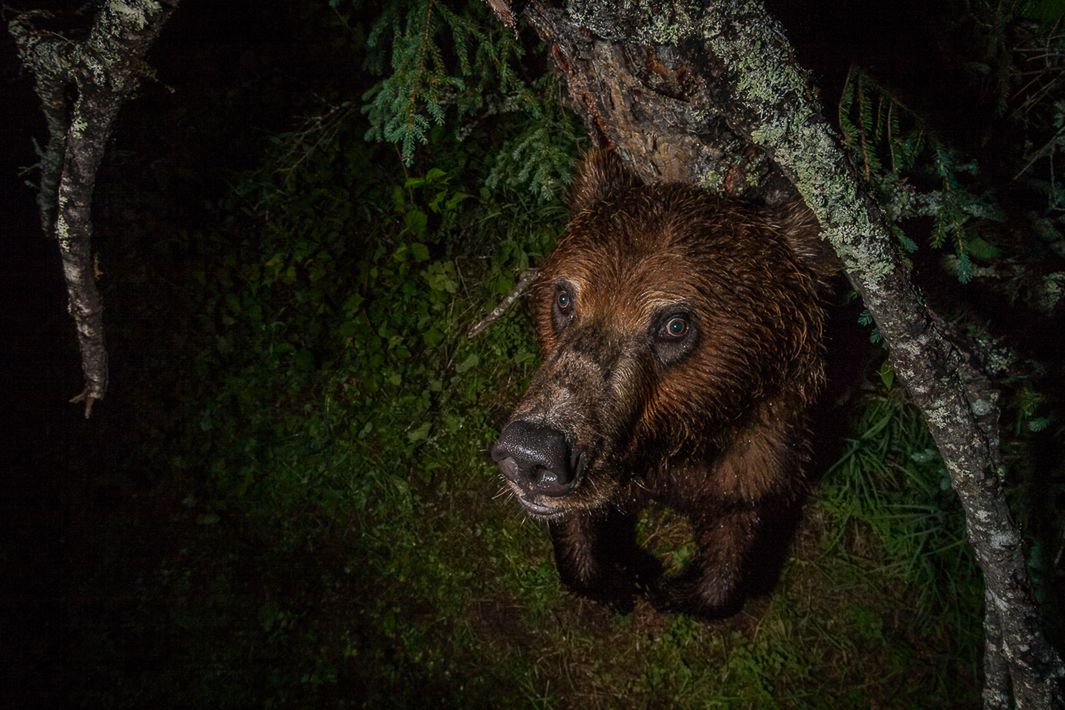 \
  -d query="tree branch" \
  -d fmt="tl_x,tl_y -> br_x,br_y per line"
9,12 -> 75,235
467,268 -> 538,338
8,0 -> 180,417
985,584 -> 1012,709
